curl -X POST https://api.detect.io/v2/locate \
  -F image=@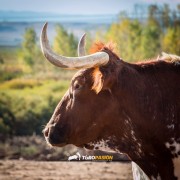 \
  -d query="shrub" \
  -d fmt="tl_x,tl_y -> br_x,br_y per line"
0,79 -> 42,89
21,145 -> 39,157
0,65 -> 23,81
